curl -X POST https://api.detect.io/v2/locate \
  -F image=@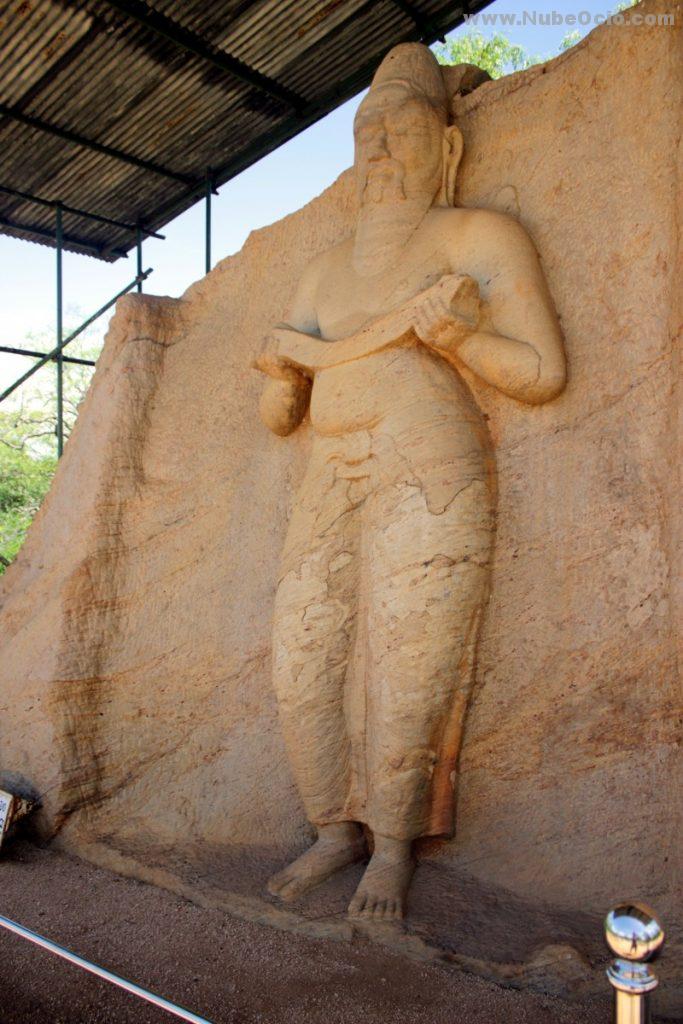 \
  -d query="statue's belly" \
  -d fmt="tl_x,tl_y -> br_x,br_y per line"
310,346 -> 491,471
